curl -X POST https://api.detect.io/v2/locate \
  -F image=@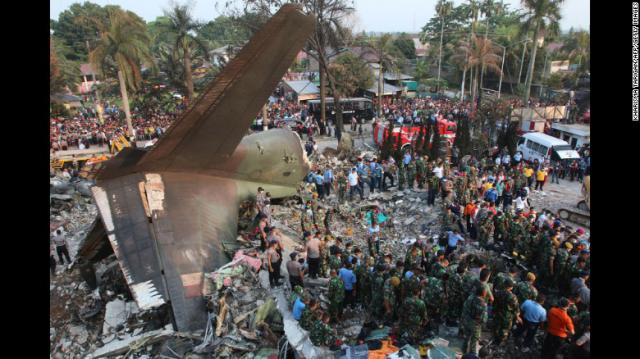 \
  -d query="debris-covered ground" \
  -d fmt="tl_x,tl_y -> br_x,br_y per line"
50,134 -> 588,358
